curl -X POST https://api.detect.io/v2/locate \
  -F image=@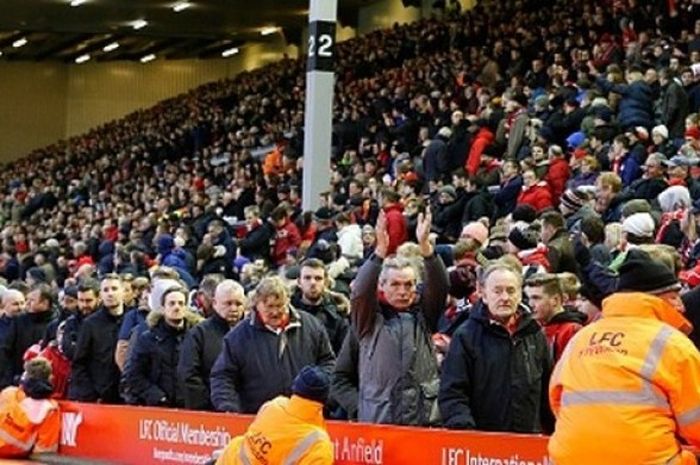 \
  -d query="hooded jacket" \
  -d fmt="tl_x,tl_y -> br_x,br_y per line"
382,203 -> 408,255
543,308 -> 587,362
122,310 -> 203,407
549,293 -> 700,465
438,301 -> 551,433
